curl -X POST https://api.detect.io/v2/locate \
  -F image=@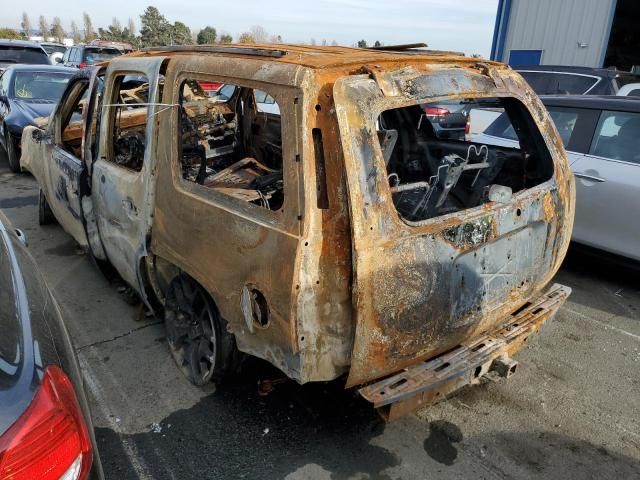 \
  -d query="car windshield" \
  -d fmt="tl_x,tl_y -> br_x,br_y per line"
0,46 -> 49,65
12,71 -> 73,101
41,44 -> 66,55
82,48 -> 120,64
518,71 -> 599,95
